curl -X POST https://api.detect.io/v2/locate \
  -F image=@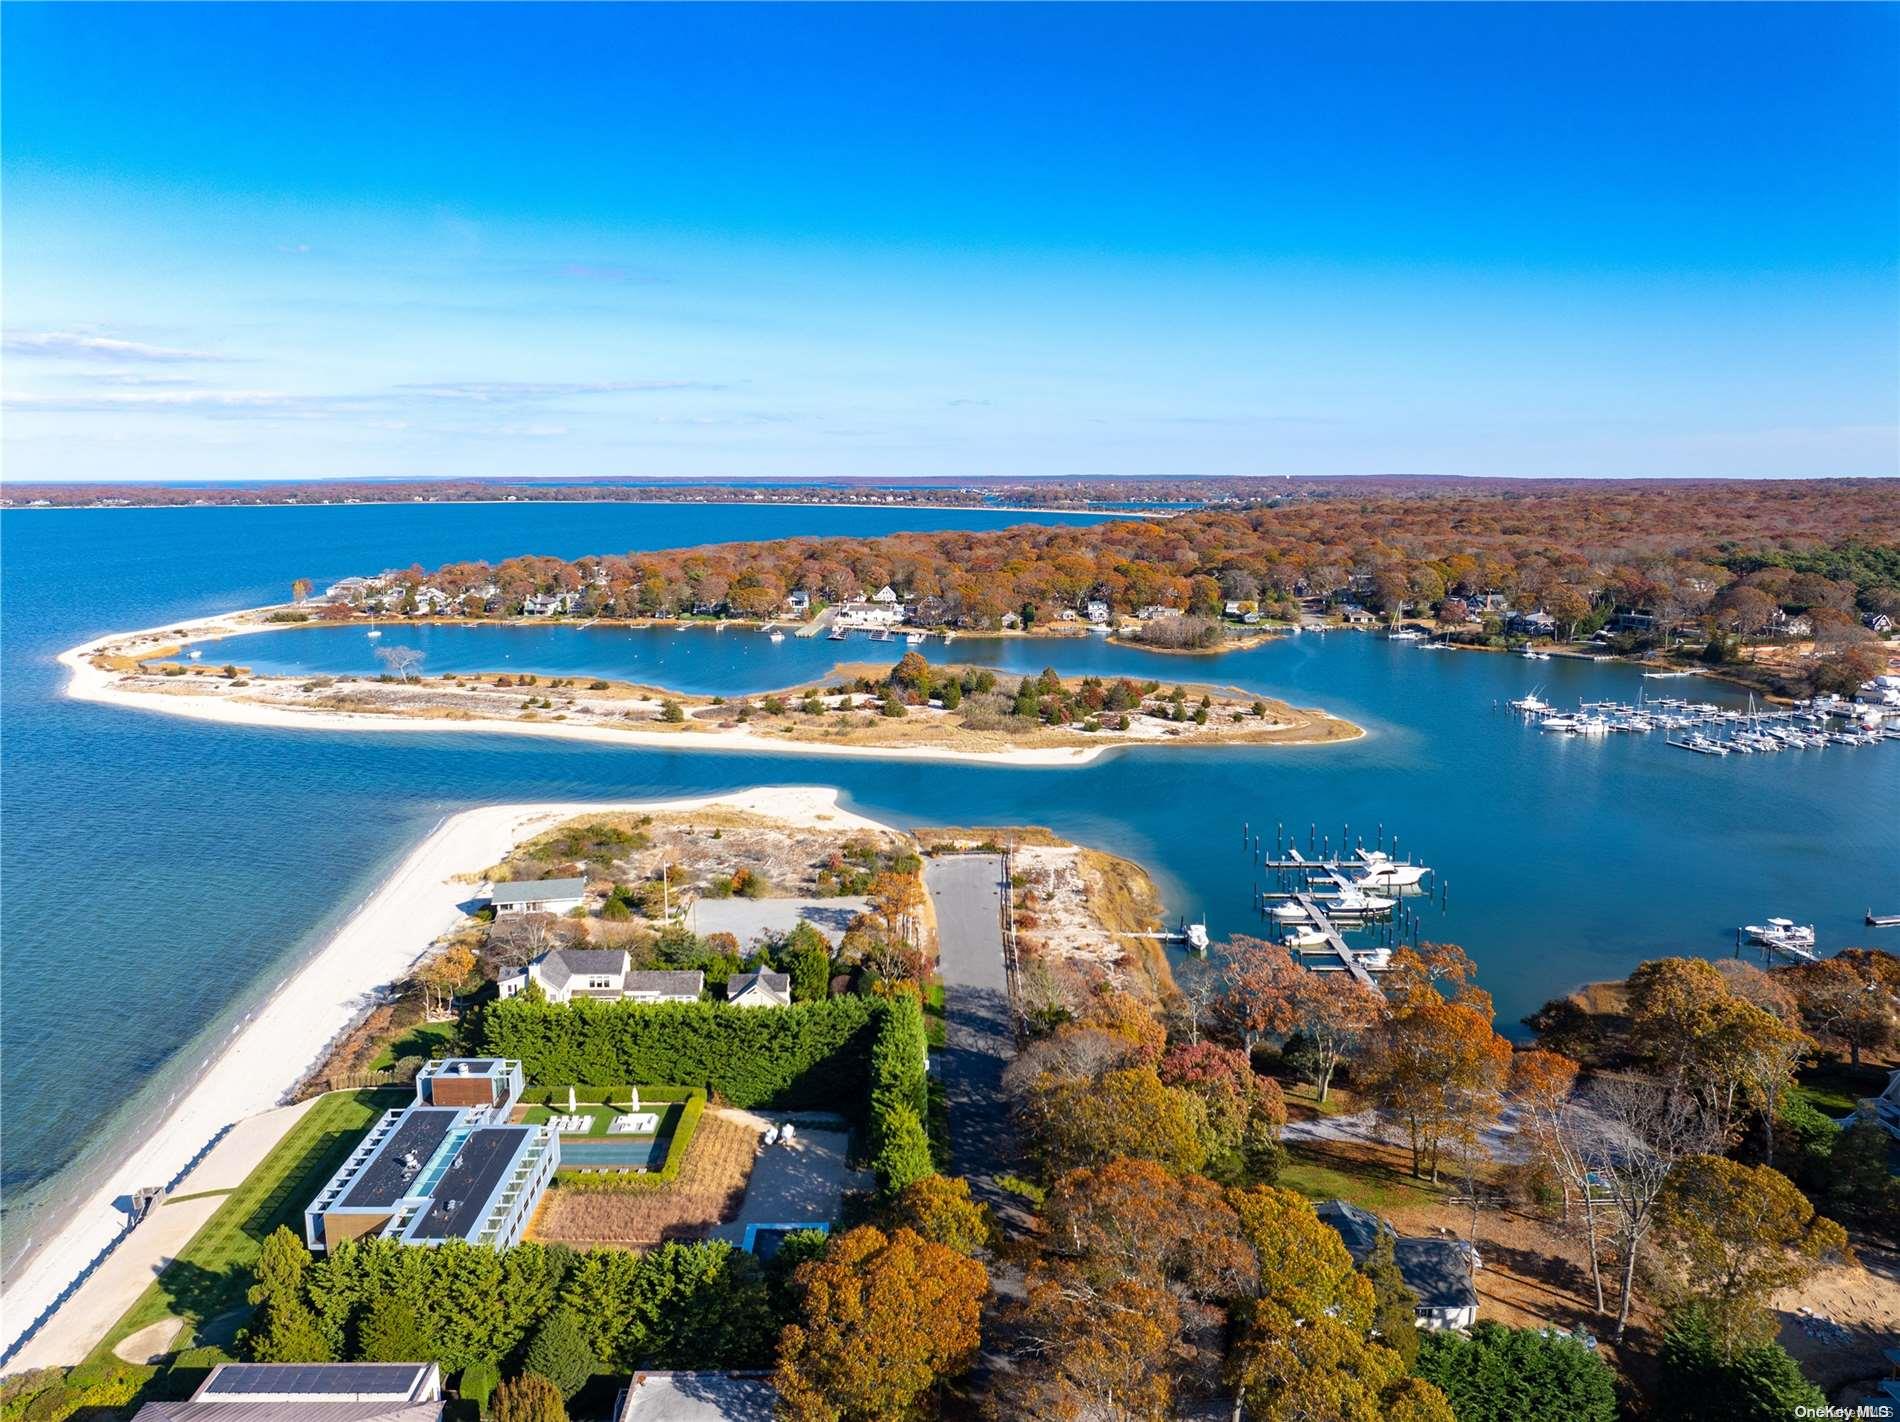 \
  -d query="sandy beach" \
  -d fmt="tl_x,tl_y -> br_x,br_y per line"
0,786 -> 896,1367
60,609 -> 1361,765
